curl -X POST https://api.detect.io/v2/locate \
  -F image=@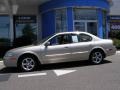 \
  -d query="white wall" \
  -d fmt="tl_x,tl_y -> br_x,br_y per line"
110,0 -> 120,15
17,5 -> 38,15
